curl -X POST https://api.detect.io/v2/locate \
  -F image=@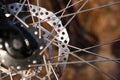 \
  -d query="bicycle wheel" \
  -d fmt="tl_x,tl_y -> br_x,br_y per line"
0,0 -> 120,80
